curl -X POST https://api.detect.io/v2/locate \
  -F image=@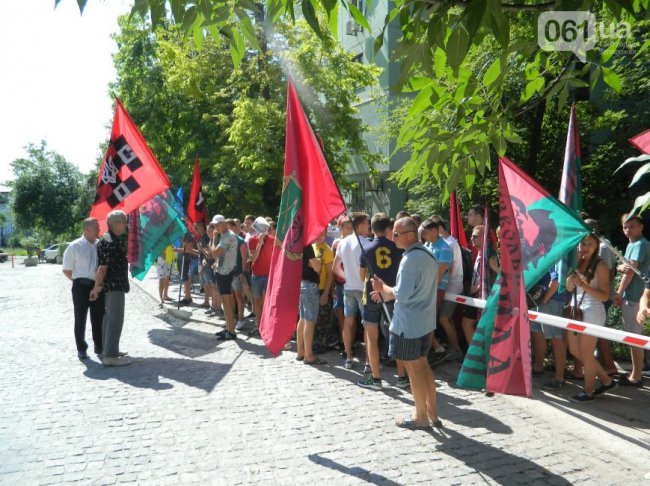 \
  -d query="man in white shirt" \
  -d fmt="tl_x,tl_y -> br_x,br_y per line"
62,218 -> 104,360
333,212 -> 370,369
